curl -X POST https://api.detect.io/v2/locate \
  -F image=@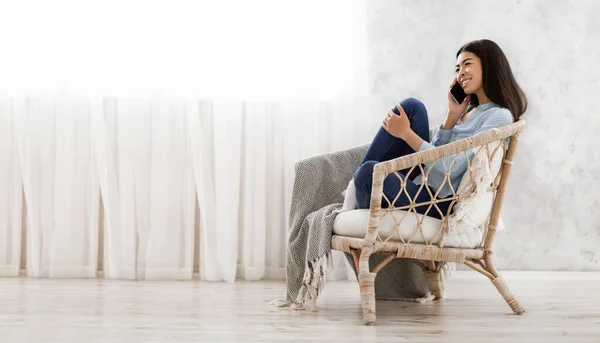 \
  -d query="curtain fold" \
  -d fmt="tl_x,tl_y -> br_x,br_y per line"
92,99 -> 137,279
94,99 -> 197,280
145,100 -> 196,280
0,100 -> 23,276
15,97 -> 99,278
